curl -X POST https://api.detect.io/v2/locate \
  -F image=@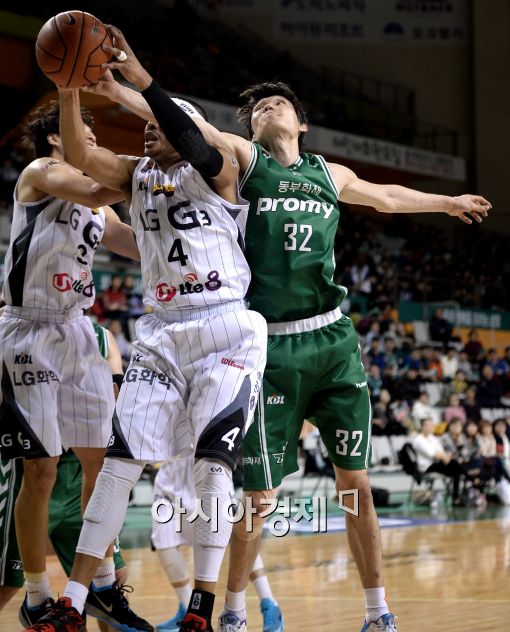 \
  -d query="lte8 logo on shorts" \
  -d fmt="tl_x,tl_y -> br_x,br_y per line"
156,270 -> 222,302
52,271 -> 94,297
